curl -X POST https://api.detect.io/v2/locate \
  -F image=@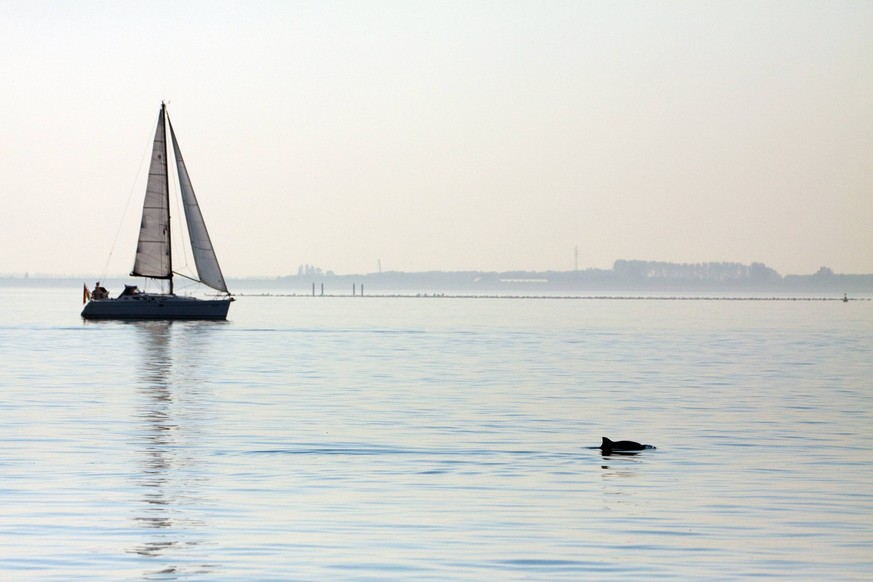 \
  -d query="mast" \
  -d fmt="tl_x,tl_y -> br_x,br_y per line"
162,102 -> 174,295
